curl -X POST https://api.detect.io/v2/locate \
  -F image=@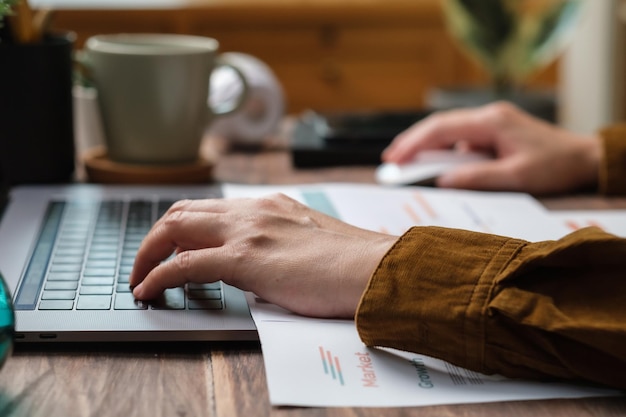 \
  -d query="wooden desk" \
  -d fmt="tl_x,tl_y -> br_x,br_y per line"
1,147 -> 625,417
